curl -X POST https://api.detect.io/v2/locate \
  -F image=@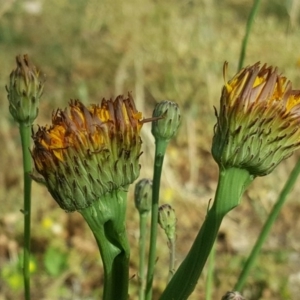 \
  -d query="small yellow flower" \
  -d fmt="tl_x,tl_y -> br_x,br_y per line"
41,217 -> 53,229
163,188 -> 174,203
29,260 -> 36,273
32,93 -> 144,211
212,62 -> 300,176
